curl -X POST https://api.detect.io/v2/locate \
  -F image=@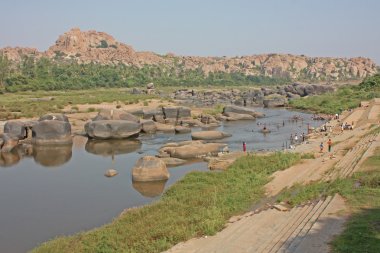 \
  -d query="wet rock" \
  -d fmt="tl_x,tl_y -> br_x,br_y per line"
140,119 -> 157,134
192,130 -> 232,140
32,120 -> 72,145
132,156 -> 170,182
4,121 -> 27,139
162,106 -> 191,119
1,134 -> 19,152
39,113 -> 69,122
85,120 -> 141,139
105,169 -> 118,177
